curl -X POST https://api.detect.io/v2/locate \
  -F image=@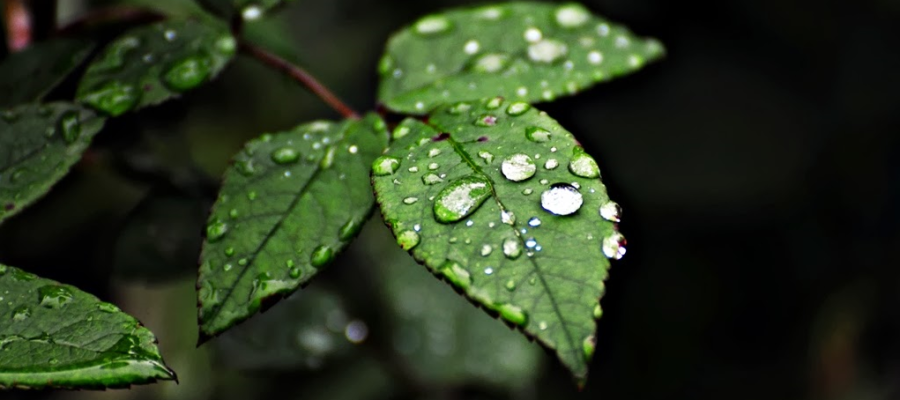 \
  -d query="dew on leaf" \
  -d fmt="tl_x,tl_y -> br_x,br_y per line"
471,53 -> 509,73
485,96 -> 503,109
447,101 -> 472,114
408,166 -> 419,173
415,16 -> 452,36
544,159 -> 559,170
528,39 -> 568,63
223,263 -> 233,271
593,304 -> 603,319
528,217 -> 542,227
474,115 -> 497,127
215,36 -> 236,55
397,230 -> 420,250
38,285 -> 73,309
206,219 -> 228,242
568,148 -> 600,178
247,191 -> 257,200
583,335 -> 596,361
522,188 -> 533,195
428,148 -> 442,158
524,27 -> 543,43
339,218 -> 363,241
502,238 -> 522,259
289,267 -> 302,279
344,320 -> 368,344
439,260 -> 471,291
541,183 -> 583,215
599,201 -> 622,222
241,5 -> 263,21
484,267 -> 494,275
525,126 -> 551,142
163,29 -> 177,41
58,111 -> 81,143
98,303 -> 119,313
602,232 -> 627,260
505,279 -> 517,291
422,173 -> 443,185
162,56 -> 212,91
555,4 -> 590,28
11,305 -> 30,321
501,154 -> 536,182
480,244 -> 492,257
496,303 -> 528,326
478,150 -> 494,164
587,50 -> 604,65
224,247 -> 235,257
506,102 -> 531,116
372,156 -> 401,176
501,210 -> 516,225
427,162 -> 439,170
271,147 -> 301,164
403,197 -> 418,204
463,39 -> 480,54
320,147 -> 336,169
310,245 -> 334,268
81,81 -> 140,116
432,175 -> 492,223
